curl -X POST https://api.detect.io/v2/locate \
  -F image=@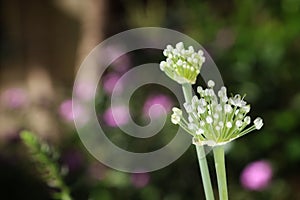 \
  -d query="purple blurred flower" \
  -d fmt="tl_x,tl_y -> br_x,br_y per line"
74,82 -> 94,101
1,88 -> 27,109
130,173 -> 150,188
103,105 -> 129,127
59,99 -> 74,121
143,94 -> 173,118
105,46 -> 131,72
102,73 -> 123,95
59,99 -> 88,125
240,160 -> 273,191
